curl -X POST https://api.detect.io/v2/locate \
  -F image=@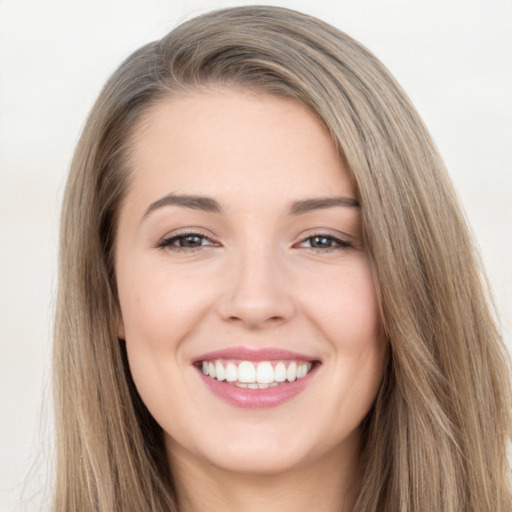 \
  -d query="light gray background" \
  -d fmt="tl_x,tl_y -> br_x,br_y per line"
1,1 -> 511,510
